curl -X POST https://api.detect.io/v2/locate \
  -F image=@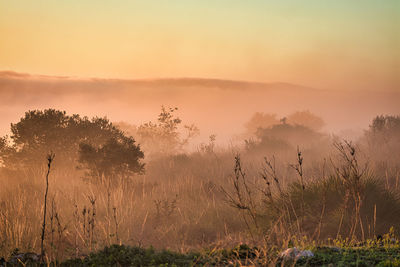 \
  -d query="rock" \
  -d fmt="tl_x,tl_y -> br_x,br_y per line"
279,247 -> 314,261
